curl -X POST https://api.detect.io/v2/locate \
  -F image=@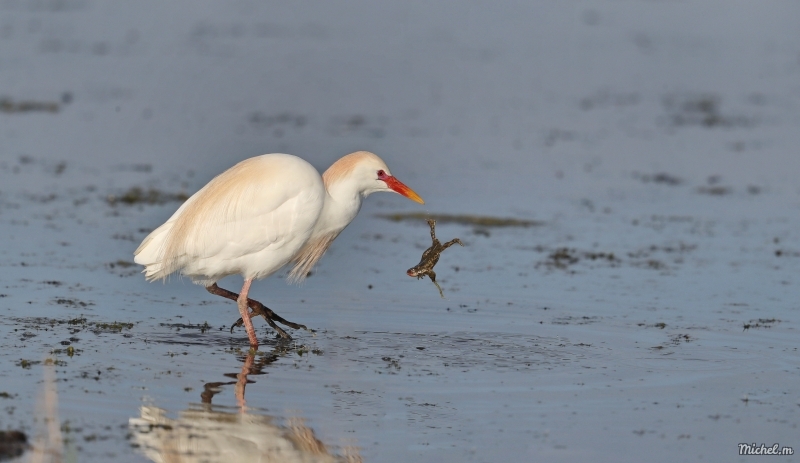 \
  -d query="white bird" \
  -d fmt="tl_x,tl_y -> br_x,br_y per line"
134,151 -> 424,349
